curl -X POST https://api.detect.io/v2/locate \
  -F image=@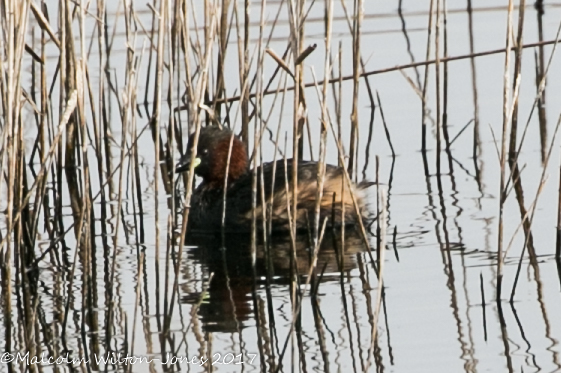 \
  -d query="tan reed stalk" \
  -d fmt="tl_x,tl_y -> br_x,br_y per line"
497,0 -> 515,304
105,0 -> 143,344
366,188 -> 388,364
421,0 -> 436,152
1,7 -> 31,358
495,10 -> 561,302
211,0 -> 231,119
0,89 -> 77,252
348,0 -> 363,180
162,0 -> 180,338
275,215 -> 329,372
466,0 -> 481,175
240,0 -> 250,145
61,0 -> 83,237
504,18 -> 561,274
509,19 -> 561,179
151,0 -> 166,311
287,0 -> 301,244
323,113 -> 378,270
251,3 -> 270,356
173,2 -> 219,336
337,42 -> 343,167
220,75 -> 252,230
313,0 -> 333,243
510,109 -> 561,300
251,0 -> 267,252
29,2 -> 60,49
77,3 -> 95,366
266,75 -> 290,235
28,6 -> 49,251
